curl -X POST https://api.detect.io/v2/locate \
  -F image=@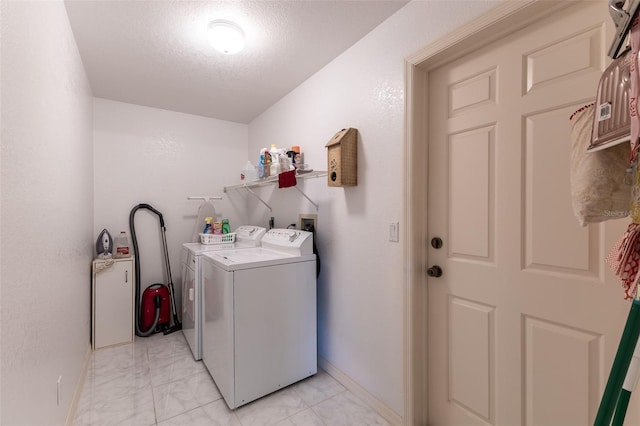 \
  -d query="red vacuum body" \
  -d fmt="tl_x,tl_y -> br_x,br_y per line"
141,284 -> 171,332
